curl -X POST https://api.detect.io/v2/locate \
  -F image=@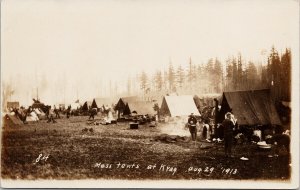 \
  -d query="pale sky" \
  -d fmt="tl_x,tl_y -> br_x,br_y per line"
1,0 -> 299,105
